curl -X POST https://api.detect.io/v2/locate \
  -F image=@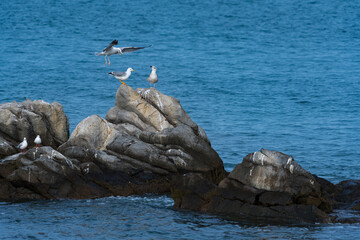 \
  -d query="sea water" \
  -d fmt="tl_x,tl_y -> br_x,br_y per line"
0,0 -> 359,238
